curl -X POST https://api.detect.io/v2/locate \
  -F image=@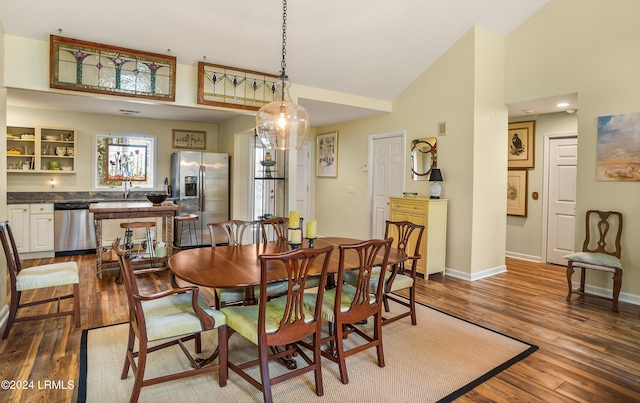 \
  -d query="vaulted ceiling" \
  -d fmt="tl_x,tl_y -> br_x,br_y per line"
1,0 -> 555,126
